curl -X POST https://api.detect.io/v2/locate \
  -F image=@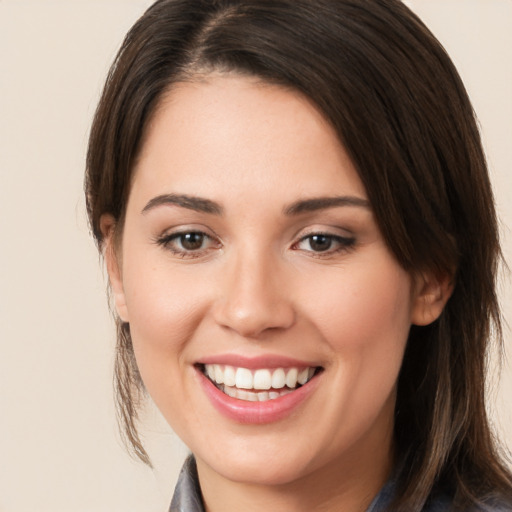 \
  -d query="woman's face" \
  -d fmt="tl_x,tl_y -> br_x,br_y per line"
106,75 -> 434,488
